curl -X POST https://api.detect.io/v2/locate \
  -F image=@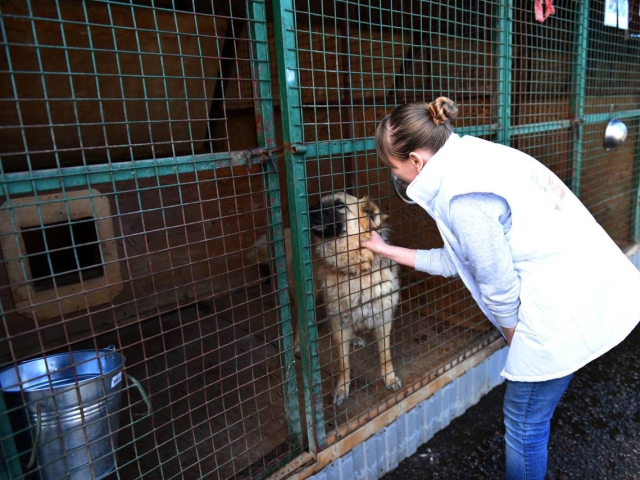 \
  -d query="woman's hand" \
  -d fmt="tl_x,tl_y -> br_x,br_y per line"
361,230 -> 389,256
362,231 -> 418,268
